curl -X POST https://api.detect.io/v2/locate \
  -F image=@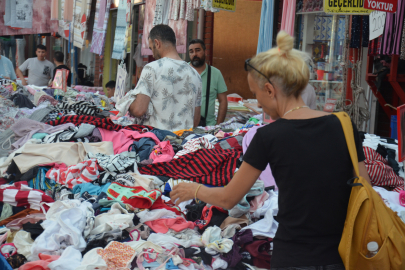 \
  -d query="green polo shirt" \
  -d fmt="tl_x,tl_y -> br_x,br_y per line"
198,64 -> 227,126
